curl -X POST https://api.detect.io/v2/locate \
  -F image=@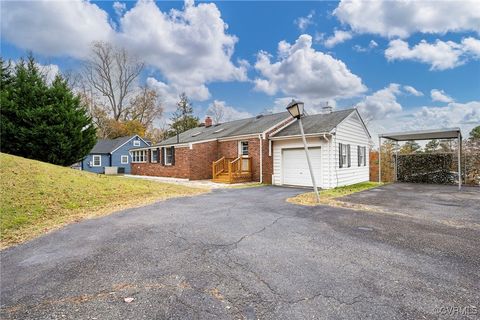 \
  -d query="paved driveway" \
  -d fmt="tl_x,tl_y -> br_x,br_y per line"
1,186 -> 479,319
